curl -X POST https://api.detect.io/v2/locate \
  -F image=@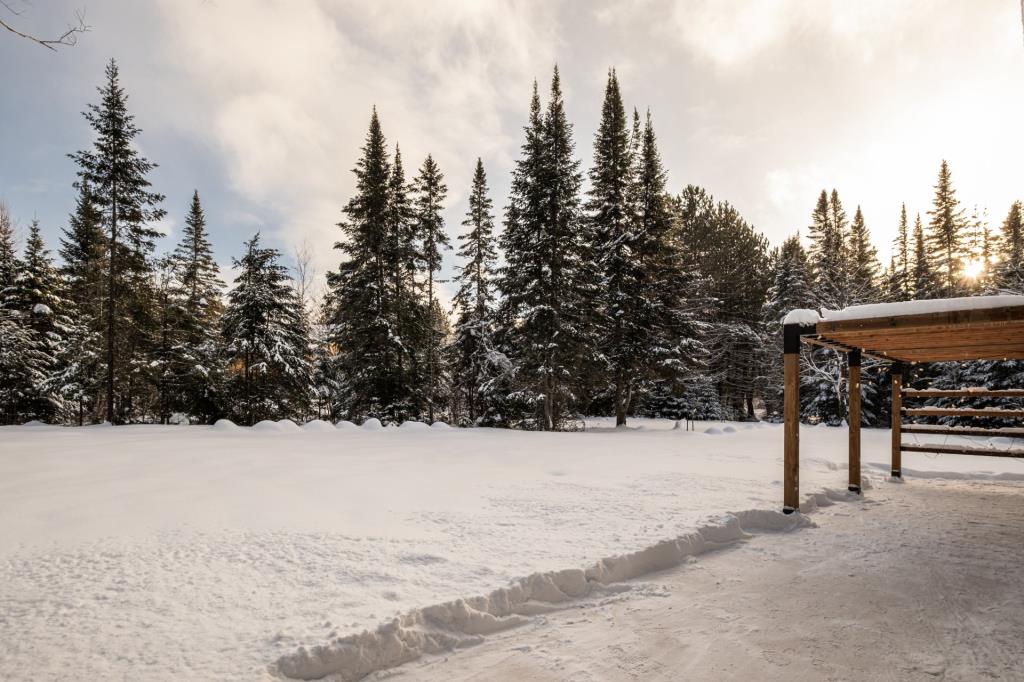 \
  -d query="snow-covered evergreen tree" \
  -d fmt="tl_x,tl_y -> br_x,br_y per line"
911,213 -> 939,299
221,233 -> 311,425
847,206 -> 880,303
168,191 -> 225,422
450,158 -> 502,425
926,160 -> 967,296
496,68 -> 593,430
762,235 -> 814,418
10,220 -> 65,420
326,110 -> 423,423
70,59 -> 165,423
412,154 -> 450,422
993,200 -> 1023,293
892,203 -> 910,299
